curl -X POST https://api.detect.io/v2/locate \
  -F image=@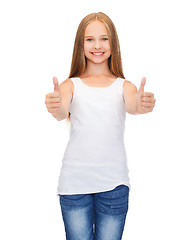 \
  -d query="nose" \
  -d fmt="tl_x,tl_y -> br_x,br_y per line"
94,39 -> 101,49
